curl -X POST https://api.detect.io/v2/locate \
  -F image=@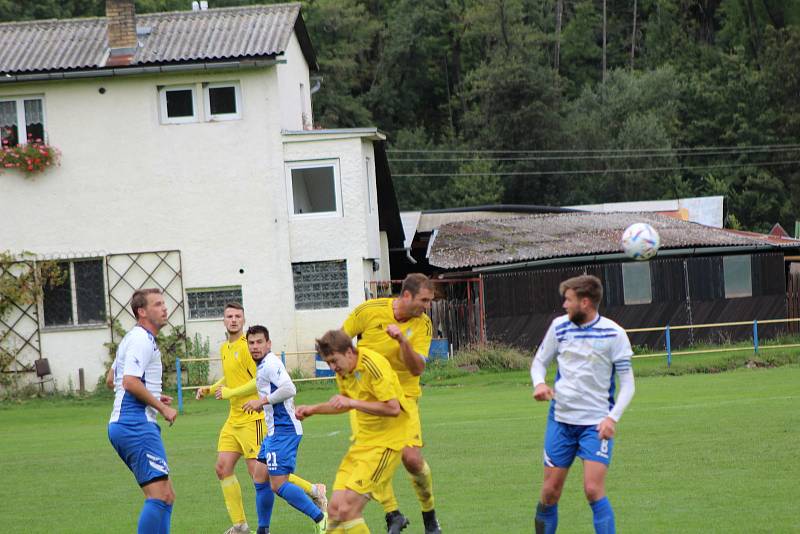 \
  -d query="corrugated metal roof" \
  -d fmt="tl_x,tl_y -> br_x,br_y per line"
428,212 -> 792,269
0,3 -> 307,74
